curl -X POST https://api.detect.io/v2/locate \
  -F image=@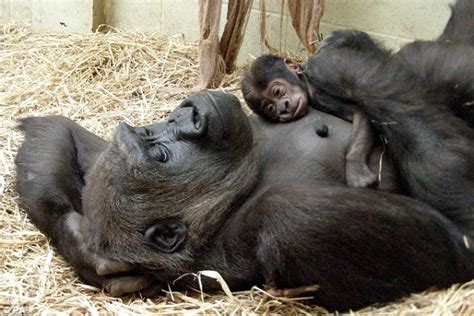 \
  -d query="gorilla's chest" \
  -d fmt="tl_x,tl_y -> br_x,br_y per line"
256,109 -> 353,184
